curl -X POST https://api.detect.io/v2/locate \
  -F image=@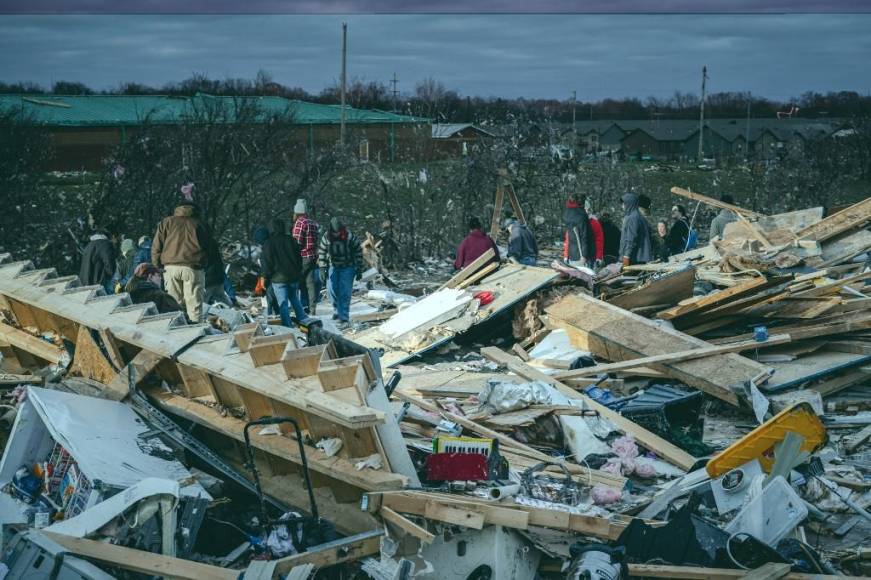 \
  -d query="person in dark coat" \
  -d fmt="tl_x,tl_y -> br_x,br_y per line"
665,204 -> 691,256
454,217 -> 500,270
79,229 -> 117,293
562,194 -> 594,266
618,193 -> 653,266
125,263 -> 182,314
204,240 -> 231,305
504,219 -> 538,265
598,212 -> 622,265
262,218 -> 307,327
132,236 -> 152,272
